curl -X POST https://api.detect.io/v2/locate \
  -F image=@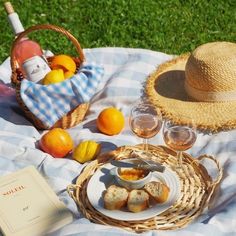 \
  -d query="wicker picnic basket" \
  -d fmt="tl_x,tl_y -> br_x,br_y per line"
67,144 -> 223,233
10,24 -> 89,130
